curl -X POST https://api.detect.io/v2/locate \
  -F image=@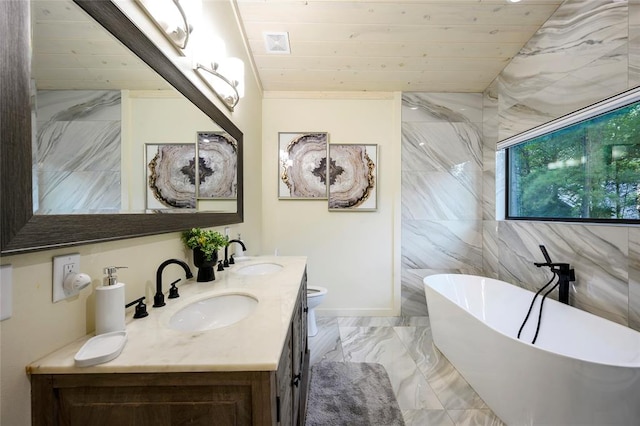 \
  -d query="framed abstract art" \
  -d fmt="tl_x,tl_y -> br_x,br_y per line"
328,144 -> 378,211
196,131 -> 238,199
278,132 -> 329,199
145,143 -> 196,210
